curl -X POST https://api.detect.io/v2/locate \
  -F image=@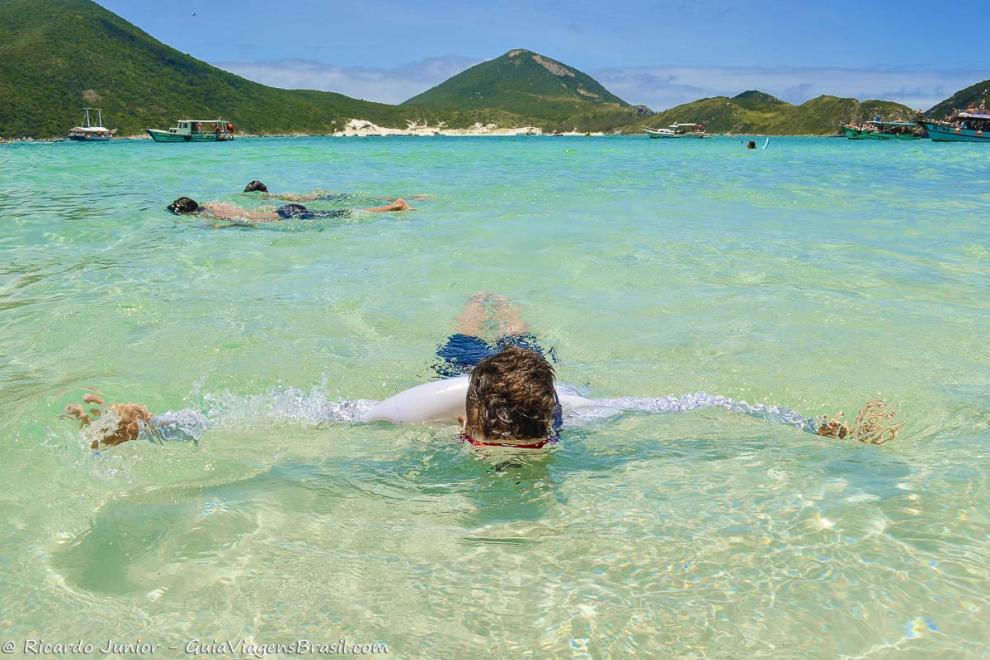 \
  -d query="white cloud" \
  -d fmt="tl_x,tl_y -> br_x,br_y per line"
215,56 -> 480,104
594,66 -> 990,111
